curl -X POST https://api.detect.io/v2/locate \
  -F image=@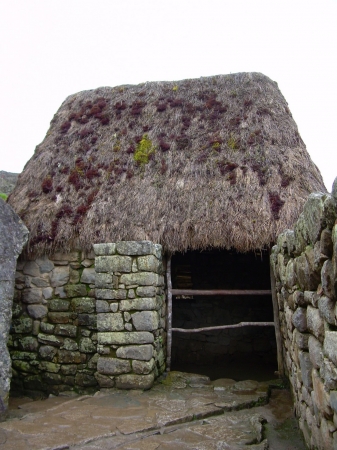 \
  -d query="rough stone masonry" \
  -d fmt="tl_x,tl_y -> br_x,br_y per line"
271,177 -> 337,450
0,198 -> 28,420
